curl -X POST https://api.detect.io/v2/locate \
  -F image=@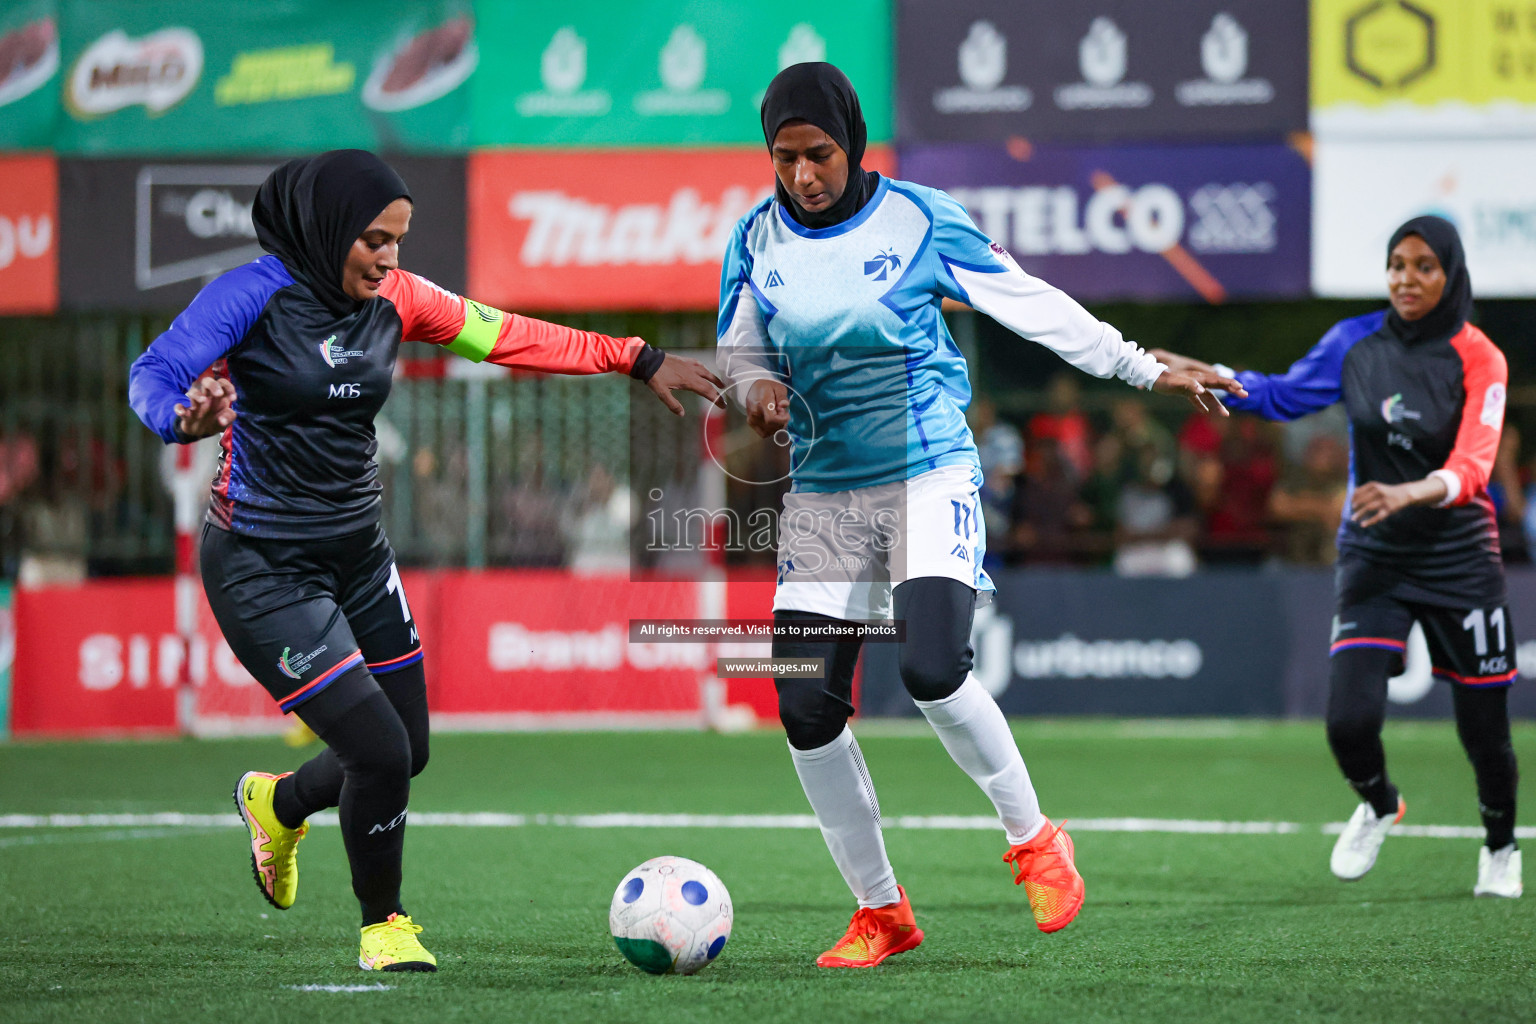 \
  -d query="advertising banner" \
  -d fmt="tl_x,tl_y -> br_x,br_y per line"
0,155 -> 57,314
1313,0 -> 1536,138
0,0 -> 59,149
58,155 -> 465,311
896,0 -> 1307,144
900,141 -> 1310,303
471,0 -> 891,147
1313,138 -> 1536,297
468,148 -> 892,311
55,0 -> 474,154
